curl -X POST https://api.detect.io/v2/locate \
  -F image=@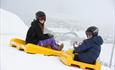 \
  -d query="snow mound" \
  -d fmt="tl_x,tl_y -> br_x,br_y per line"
0,8 -> 28,38
0,8 -> 112,70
